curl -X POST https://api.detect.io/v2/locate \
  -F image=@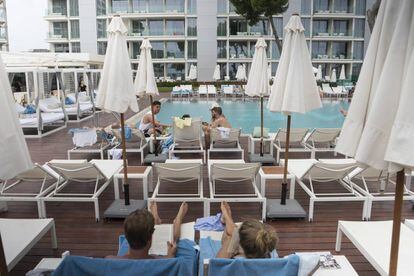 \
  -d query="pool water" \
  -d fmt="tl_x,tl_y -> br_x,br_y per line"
157,99 -> 349,134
